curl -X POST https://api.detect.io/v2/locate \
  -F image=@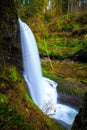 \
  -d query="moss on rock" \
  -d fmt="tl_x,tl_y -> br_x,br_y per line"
0,65 -> 64,130
0,0 -> 22,68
